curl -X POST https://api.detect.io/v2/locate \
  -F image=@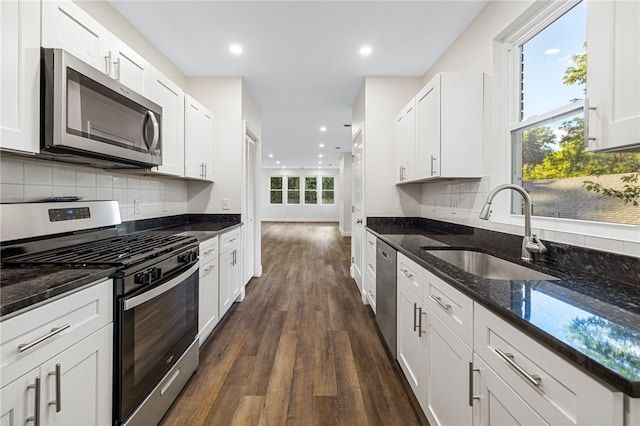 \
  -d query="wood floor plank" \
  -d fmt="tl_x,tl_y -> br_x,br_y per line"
160,222 -> 426,426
